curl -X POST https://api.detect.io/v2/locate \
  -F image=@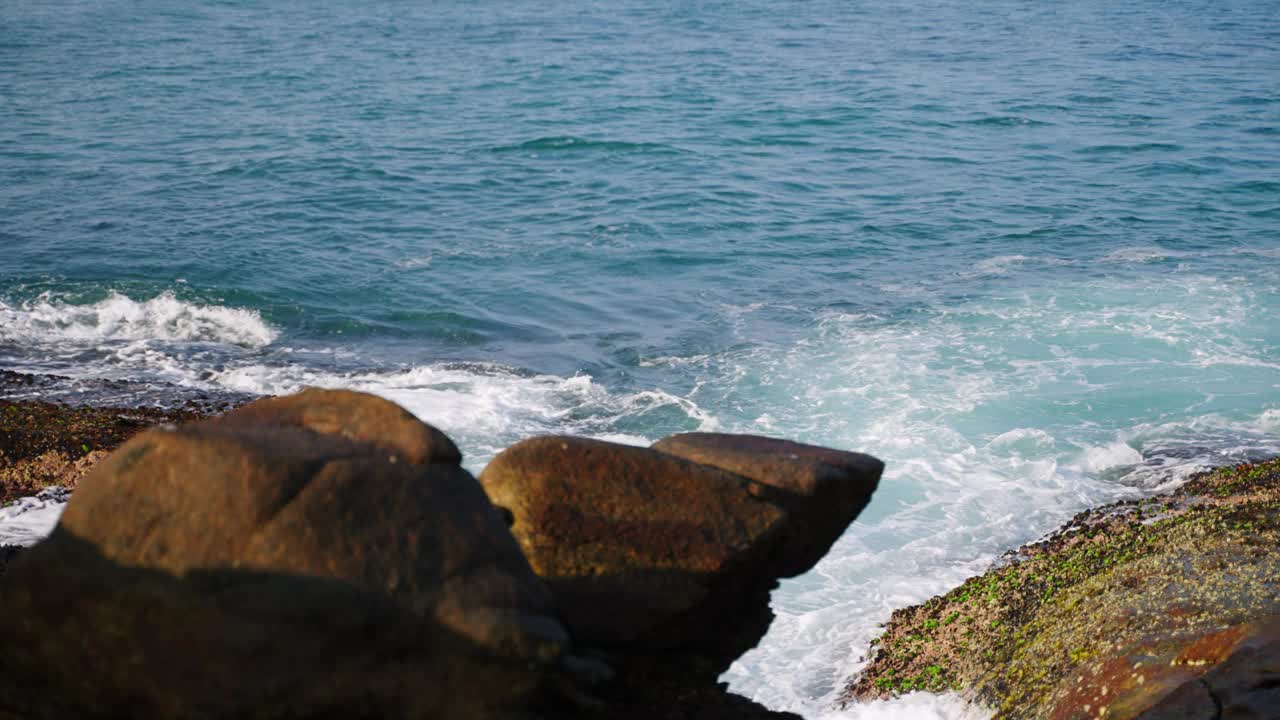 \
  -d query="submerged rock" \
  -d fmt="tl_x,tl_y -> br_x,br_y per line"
0,390 -> 569,720
842,457 -> 1280,719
